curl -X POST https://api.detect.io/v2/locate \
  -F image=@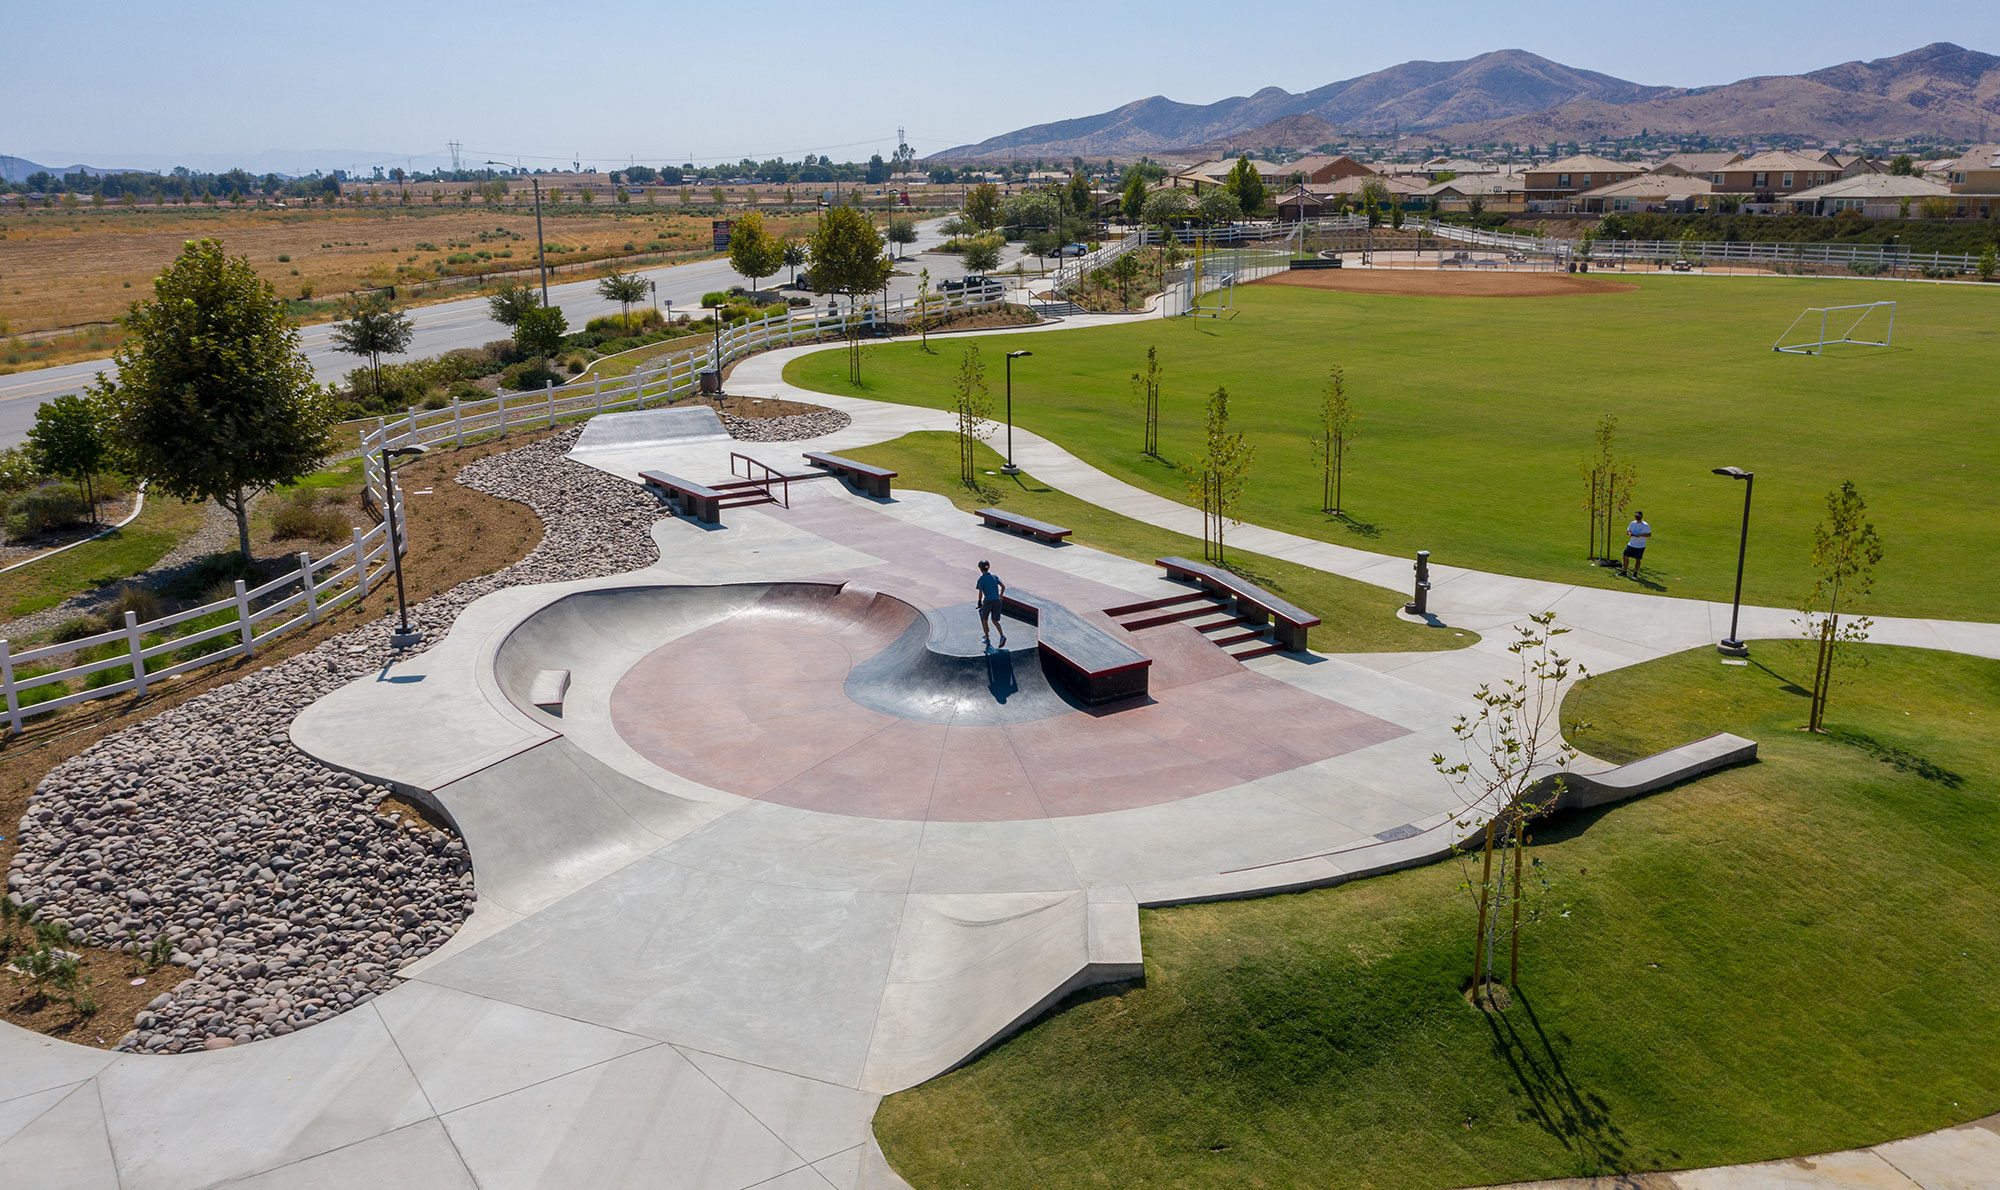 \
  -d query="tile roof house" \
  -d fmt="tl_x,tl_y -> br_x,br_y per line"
1654,152 -> 1744,177
1517,154 -> 1644,202
1572,173 -> 1714,214
1710,151 -> 1845,198
1780,173 -> 1951,218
